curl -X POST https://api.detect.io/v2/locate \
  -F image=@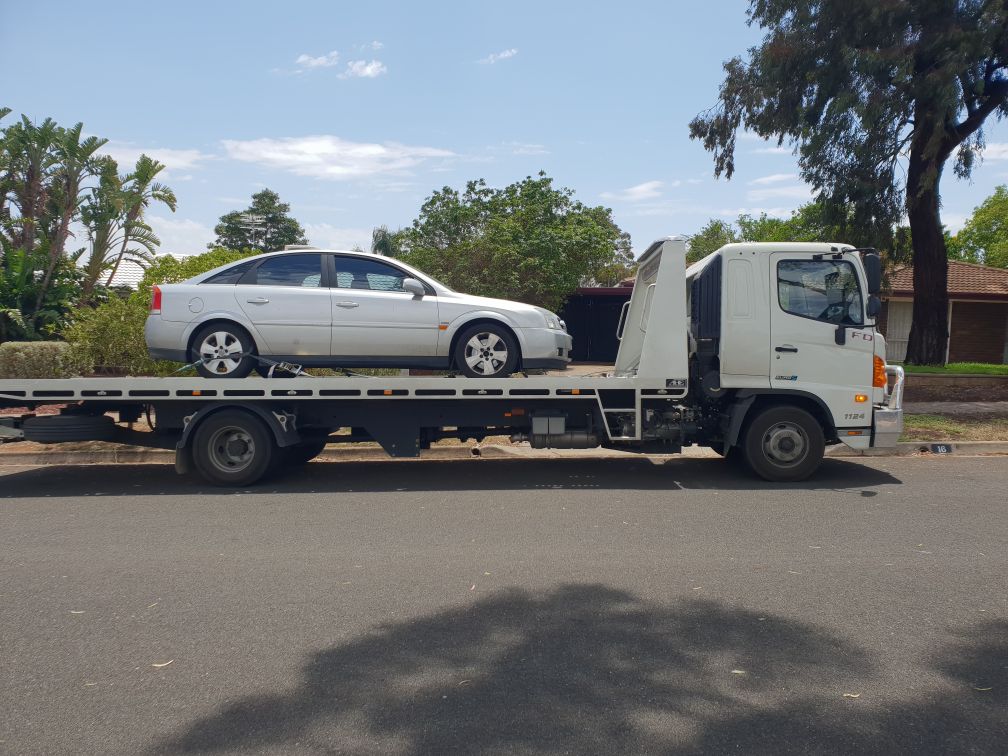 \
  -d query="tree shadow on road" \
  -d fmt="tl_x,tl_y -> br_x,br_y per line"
0,456 -> 902,497
151,586 -> 1004,755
